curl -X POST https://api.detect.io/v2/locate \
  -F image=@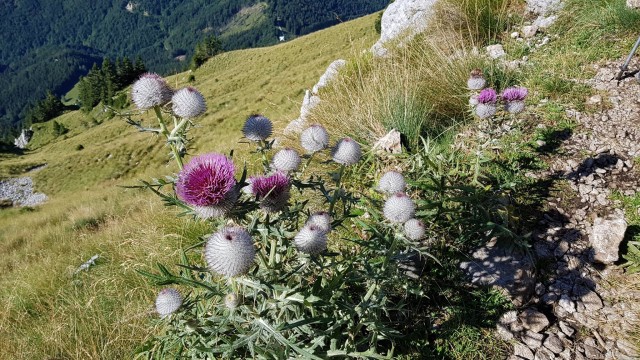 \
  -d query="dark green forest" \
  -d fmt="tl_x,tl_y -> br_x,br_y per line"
0,0 -> 387,145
